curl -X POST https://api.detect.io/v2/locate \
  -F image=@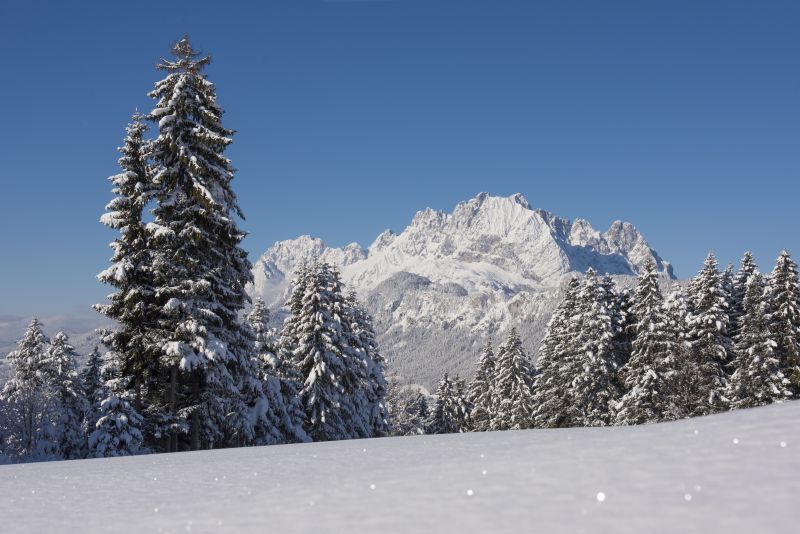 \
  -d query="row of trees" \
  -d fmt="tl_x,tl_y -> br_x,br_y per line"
422,251 -> 800,433
0,260 -> 388,461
